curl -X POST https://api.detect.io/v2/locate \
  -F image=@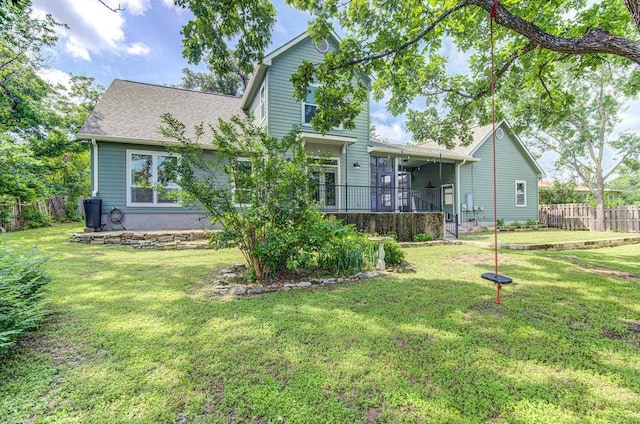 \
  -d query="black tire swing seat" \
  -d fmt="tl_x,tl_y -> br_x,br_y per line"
481,273 -> 513,285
